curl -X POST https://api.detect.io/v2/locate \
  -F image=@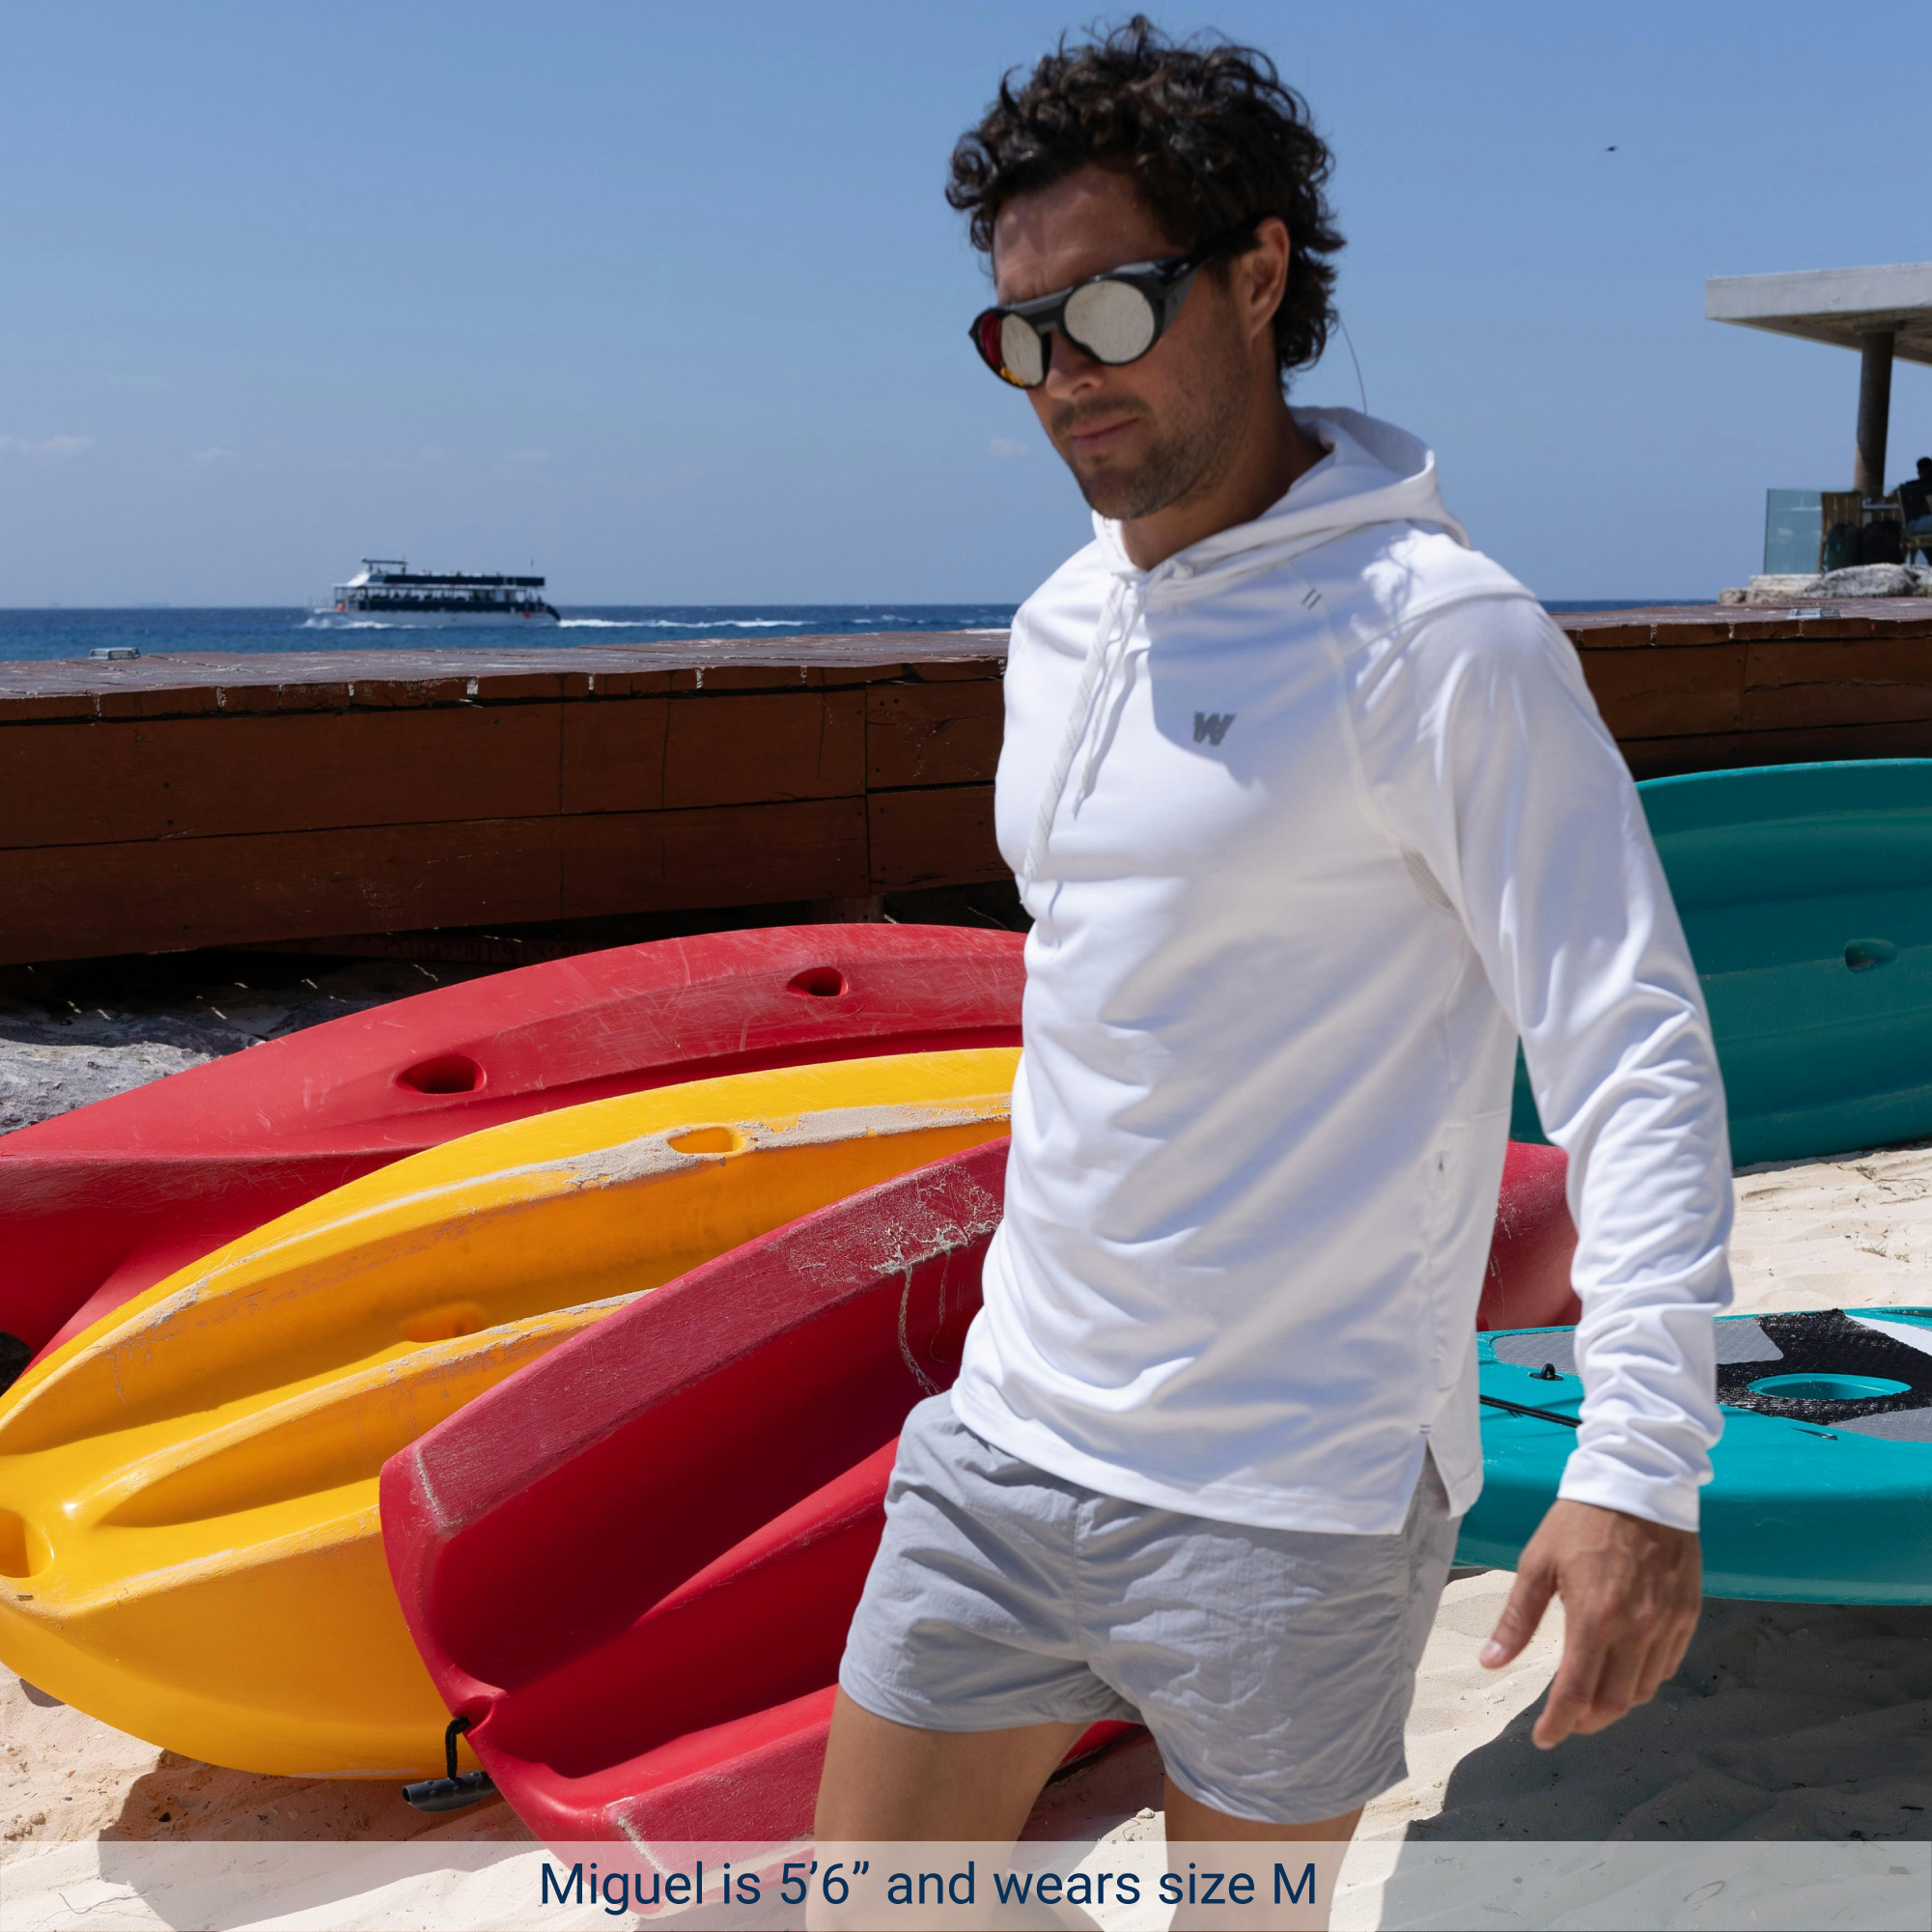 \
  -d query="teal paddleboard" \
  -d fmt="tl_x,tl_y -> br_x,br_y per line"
1458,1307 -> 1932,1604
1510,760 -> 1932,1164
